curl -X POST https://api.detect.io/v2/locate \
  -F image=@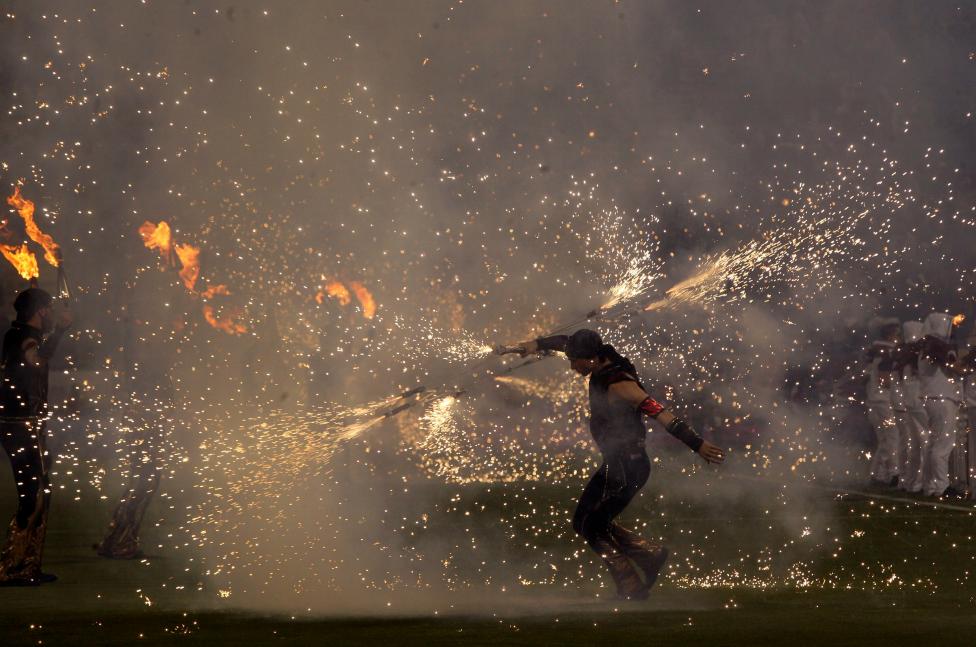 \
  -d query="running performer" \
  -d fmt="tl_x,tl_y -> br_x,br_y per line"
496,328 -> 725,599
